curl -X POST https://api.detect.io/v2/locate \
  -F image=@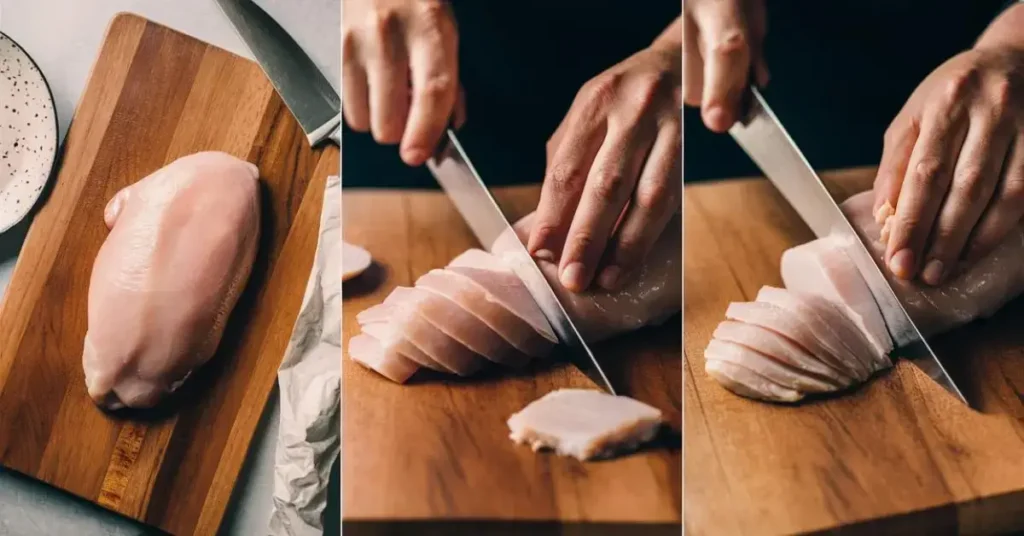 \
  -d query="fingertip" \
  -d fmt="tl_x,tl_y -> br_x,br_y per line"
596,265 -> 623,291
888,248 -> 917,280
400,147 -> 430,166
703,105 -> 731,133
560,262 -> 588,293
921,259 -> 945,286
